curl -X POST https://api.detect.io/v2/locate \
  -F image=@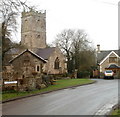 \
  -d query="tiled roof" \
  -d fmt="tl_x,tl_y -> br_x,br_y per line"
8,47 -> 56,63
35,47 -> 55,60
106,64 -> 120,69
97,50 -> 120,63
7,48 -> 21,54
9,49 -> 46,63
